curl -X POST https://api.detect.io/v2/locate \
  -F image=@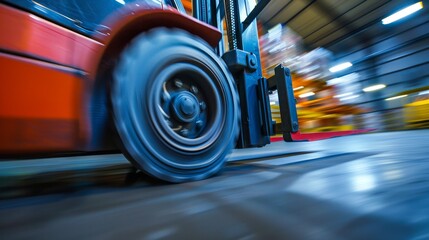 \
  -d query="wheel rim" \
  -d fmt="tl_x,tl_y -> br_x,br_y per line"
147,61 -> 226,167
